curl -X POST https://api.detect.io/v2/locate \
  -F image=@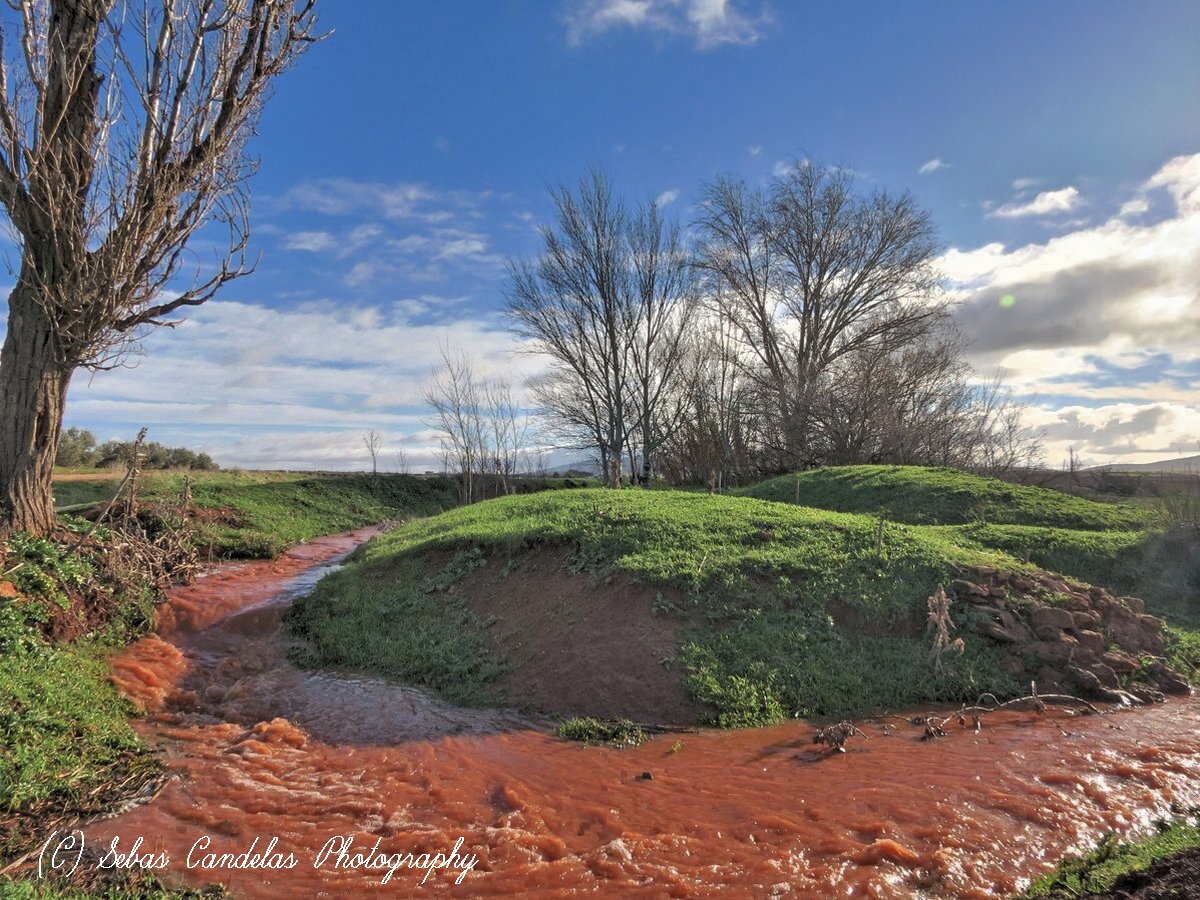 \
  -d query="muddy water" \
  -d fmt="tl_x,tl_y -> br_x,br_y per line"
89,530 -> 1200,898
